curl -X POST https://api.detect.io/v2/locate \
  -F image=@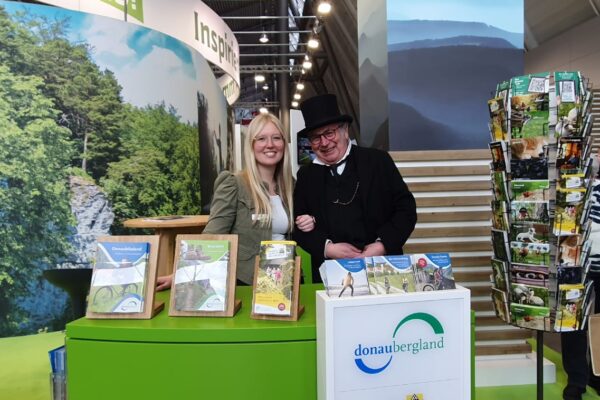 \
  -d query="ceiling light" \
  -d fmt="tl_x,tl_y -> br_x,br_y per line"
296,83 -> 305,90
259,107 -> 268,114
293,93 -> 301,100
307,37 -> 319,49
301,69 -> 306,75
302,59 -> 312,69
262,83 -> 269,90
254,74 -> 265,82
259,32 -> 269,43
317,0 -> 332,15
291,101 -> 299,108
